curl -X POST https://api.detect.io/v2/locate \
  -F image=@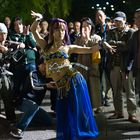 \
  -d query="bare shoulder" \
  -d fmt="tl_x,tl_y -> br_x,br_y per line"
59,45 -> 70,53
